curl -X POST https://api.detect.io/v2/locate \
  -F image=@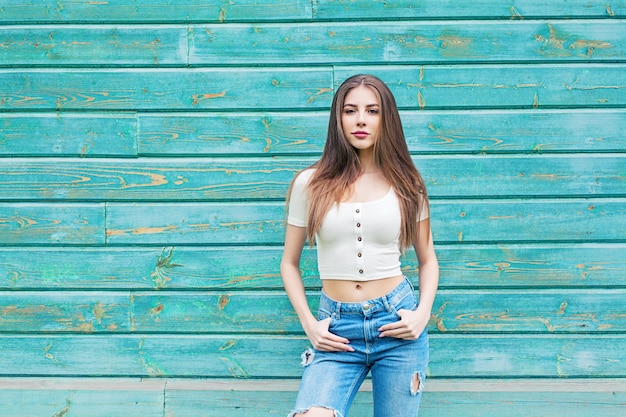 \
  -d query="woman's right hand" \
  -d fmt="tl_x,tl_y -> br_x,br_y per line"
304,318 -> 354,352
